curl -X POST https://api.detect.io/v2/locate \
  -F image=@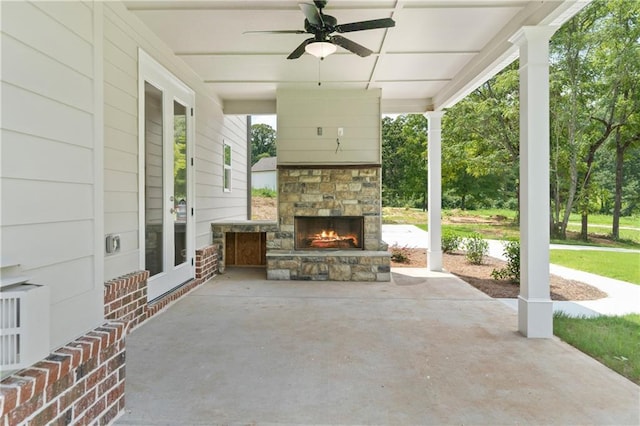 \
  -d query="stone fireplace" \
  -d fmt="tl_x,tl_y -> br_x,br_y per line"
265,165 -> 390,281
212,88 -> 390,281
